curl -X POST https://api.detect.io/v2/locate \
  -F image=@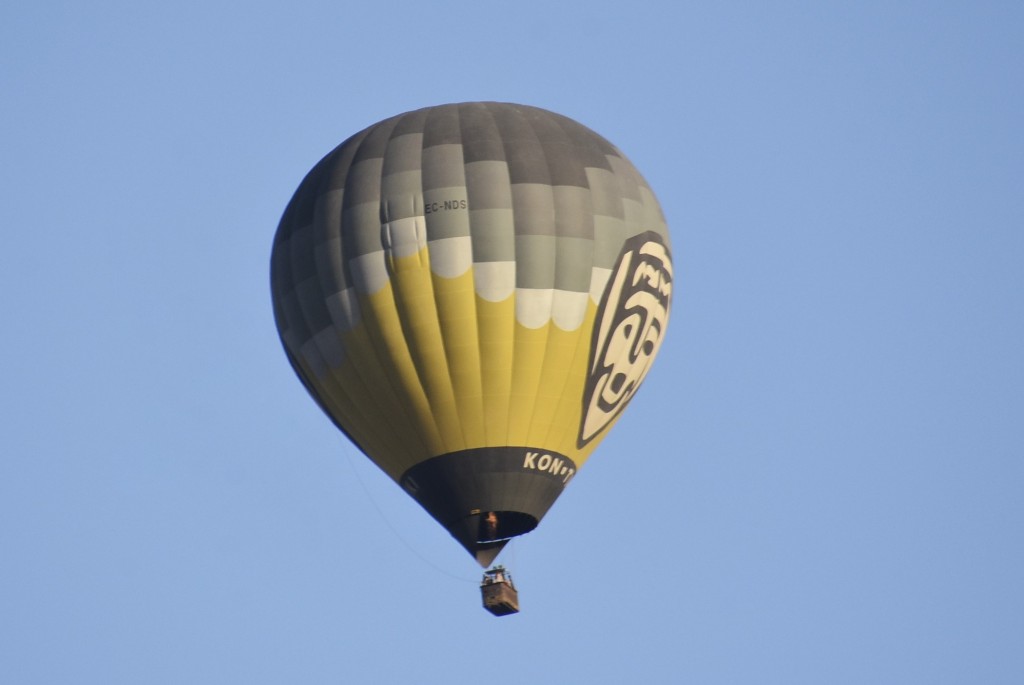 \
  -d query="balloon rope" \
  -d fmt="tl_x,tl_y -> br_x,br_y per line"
339,439 -> 478,584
